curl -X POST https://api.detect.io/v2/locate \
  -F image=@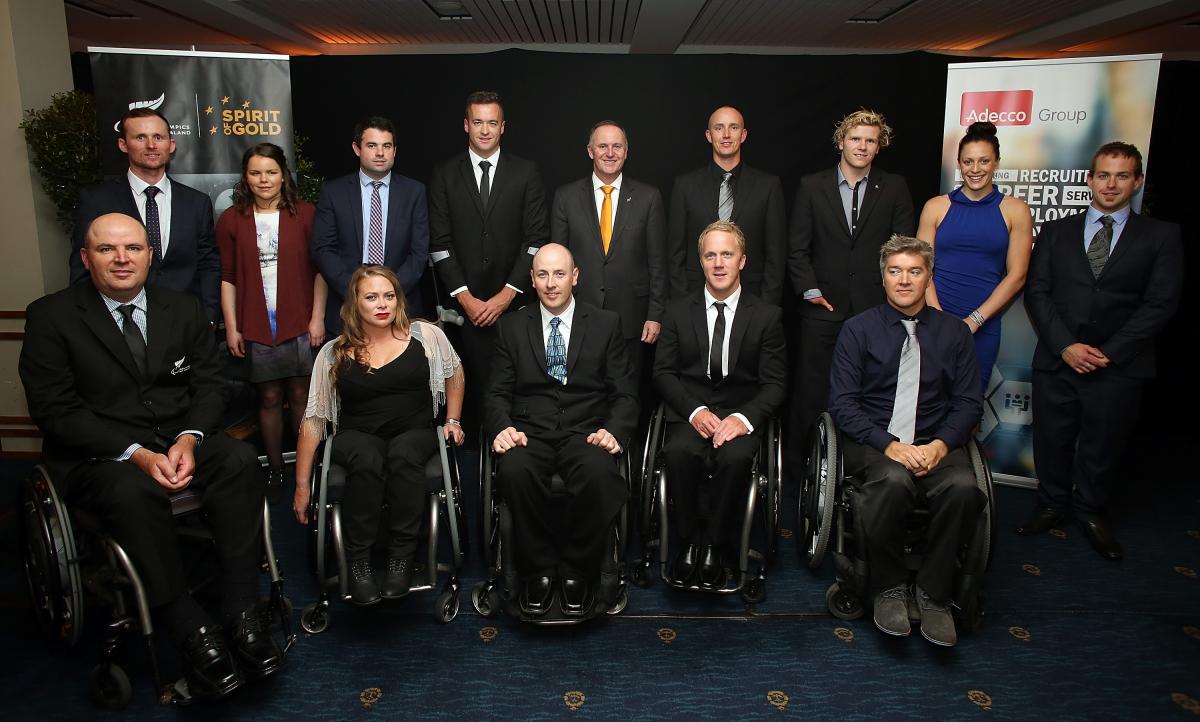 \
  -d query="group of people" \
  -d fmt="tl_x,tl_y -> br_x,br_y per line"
18,90 -> 1181,698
